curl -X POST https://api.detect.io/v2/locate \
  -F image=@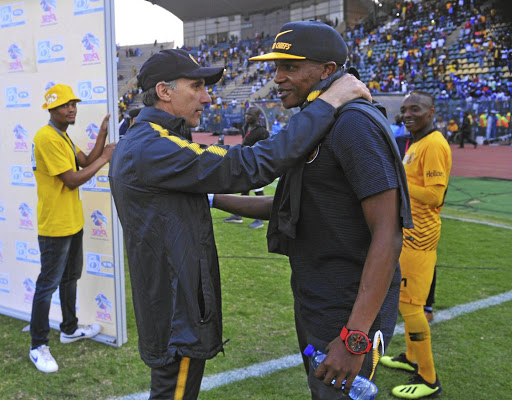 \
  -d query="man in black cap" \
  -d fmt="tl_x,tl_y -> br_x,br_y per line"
108,48 -> 371,399
212,21 -> 412,399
